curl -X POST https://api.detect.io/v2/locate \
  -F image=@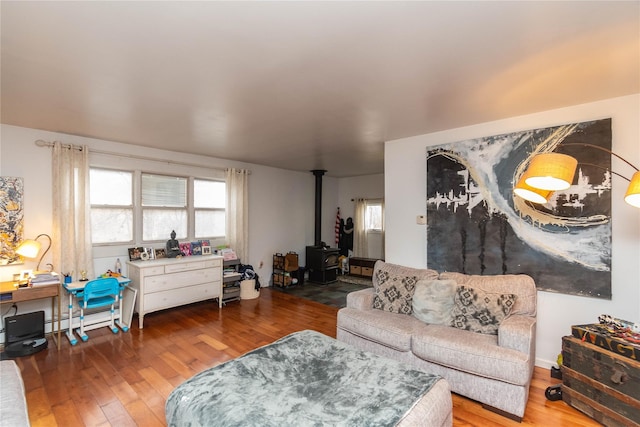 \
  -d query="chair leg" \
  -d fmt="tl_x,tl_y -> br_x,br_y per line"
110,304 -> 118,334
76,307 -> 89,342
